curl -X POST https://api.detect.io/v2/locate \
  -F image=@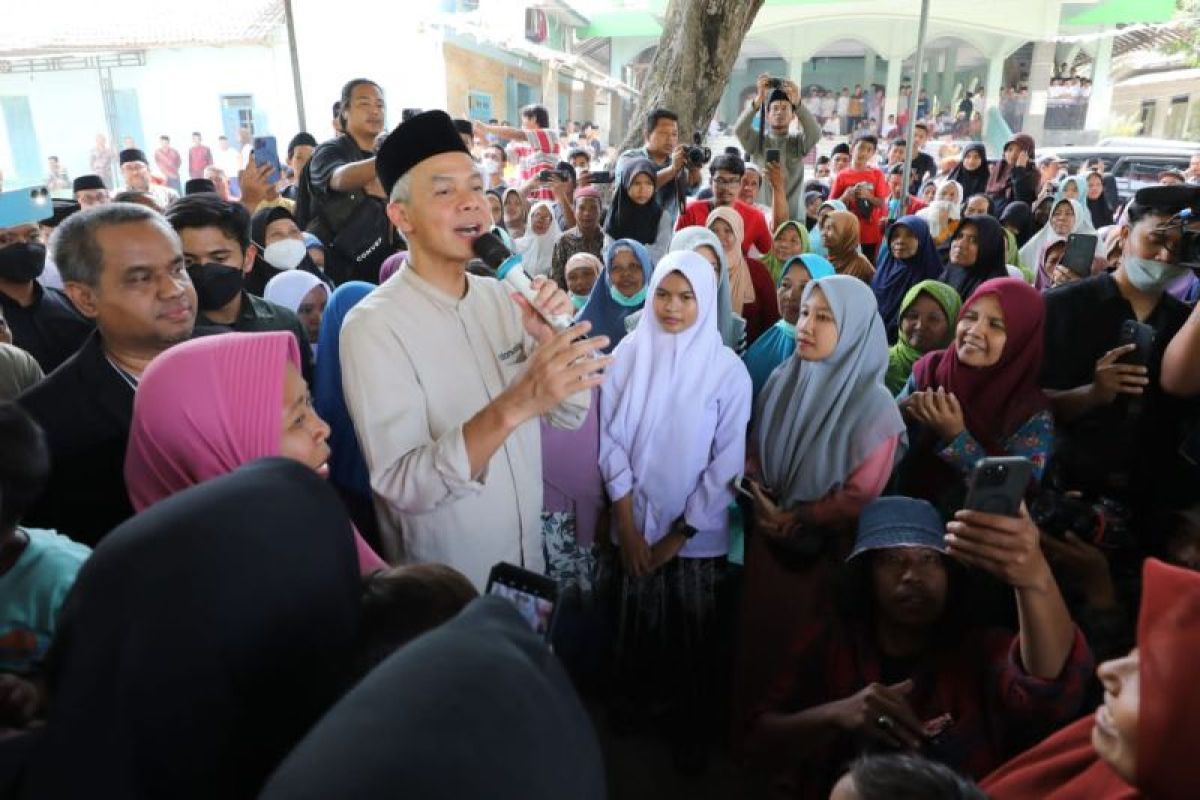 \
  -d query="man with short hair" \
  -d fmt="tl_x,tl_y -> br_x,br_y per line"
1037,155 -> 1065,189
1186,152 -> 1200,184
830,143 -> 851,178
473,105 -> 561,202
119,148 -> 178,208
188,132 -> 213,181
886,139 -> 907,170
89,134 -> 118,189
674,152 -> 774,256
480,143 -> 508,191
155,136 -> 183,193
44,157 -> 70,197
907,123 -> 938,195
1159,170 -> 1186,186
616,108 -> 703,222
17,203 -> 200,545
165,194 -> 313,374
550,185 -> 604,290
72,175 -> 110,209
830,134 -> 888,261
339,110 -> 604,585
282,132 -> 318,200
884,163 -> 927,225
735,73 -> 821,222
1042,184 -> 1200,518
0,220 -> 93,374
